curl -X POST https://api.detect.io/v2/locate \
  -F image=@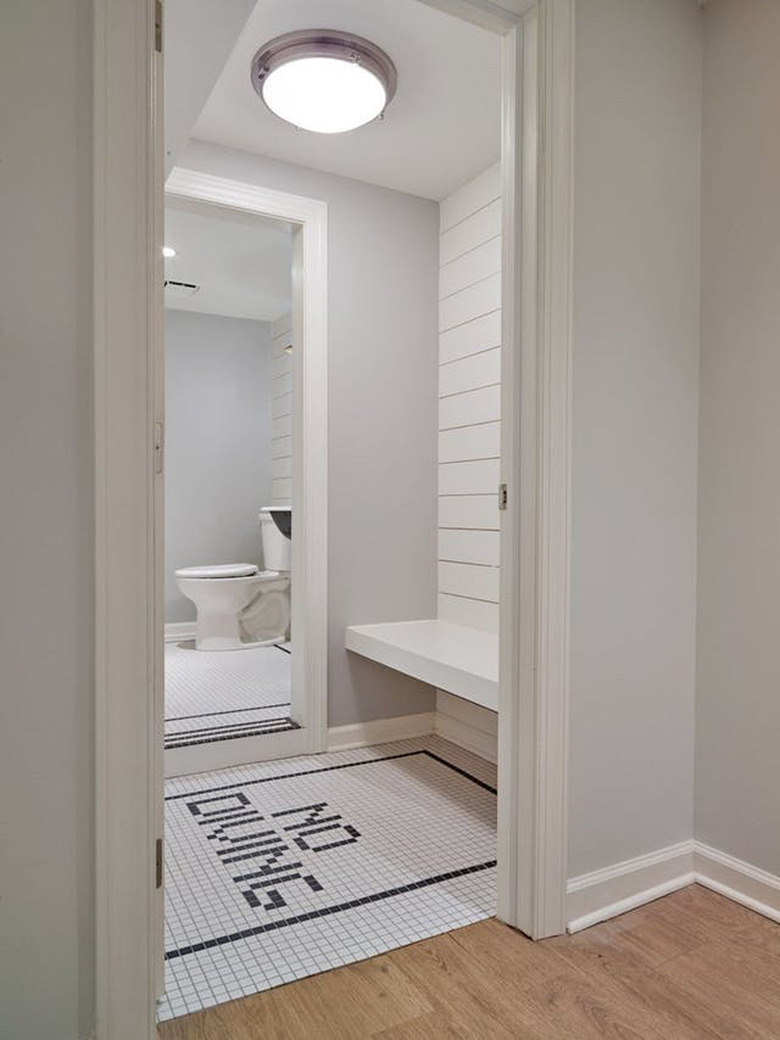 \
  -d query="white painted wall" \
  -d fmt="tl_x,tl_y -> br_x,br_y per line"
271,311 -> 293,506
0,2 -> 94,1038
696,0 -> 780,876
568,0 -> 702,877
165,310 -> 274,622
437,164 -> 502,634
180,141 -> 440,726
